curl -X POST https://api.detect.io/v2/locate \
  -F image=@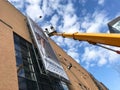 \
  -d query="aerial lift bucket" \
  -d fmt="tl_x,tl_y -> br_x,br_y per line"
45,26 -> 57,37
